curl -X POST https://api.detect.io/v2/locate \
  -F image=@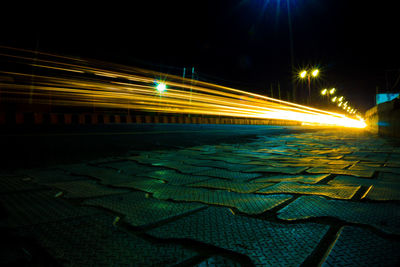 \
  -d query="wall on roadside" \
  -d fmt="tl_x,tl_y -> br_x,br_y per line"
0,112 -> 301,127
365,97 -> 400,138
